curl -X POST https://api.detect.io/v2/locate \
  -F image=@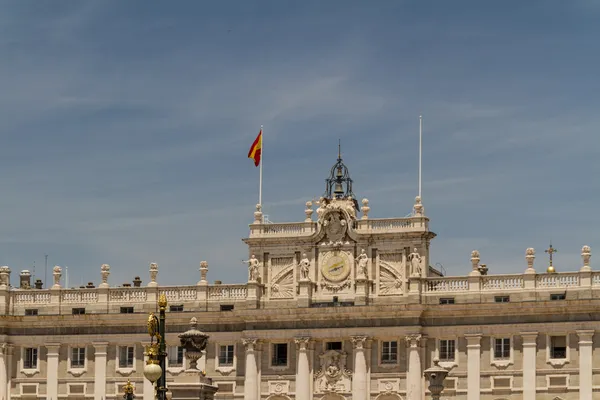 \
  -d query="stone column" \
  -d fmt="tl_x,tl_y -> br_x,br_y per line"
142,342 -> 155,400
520,332 -> 538,400
93,342 -> 109,400
242,339 -> 259,400
465,334 -> 482,400
46,343 -> 60,400
351,336 -> 368,400
405,334 -> 422,400
577,330 -> 594,400
295,337 -> 311,400
0,343 -> 7,400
